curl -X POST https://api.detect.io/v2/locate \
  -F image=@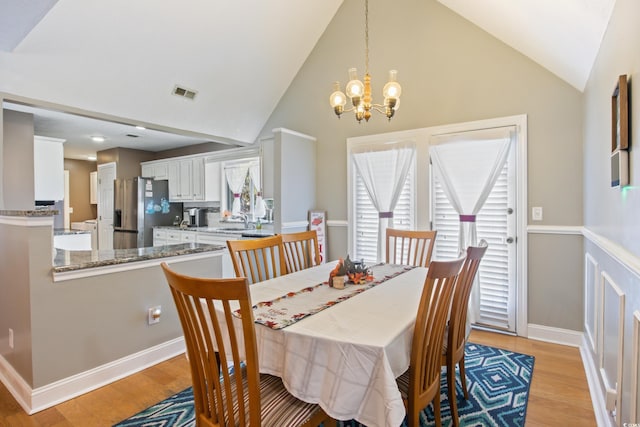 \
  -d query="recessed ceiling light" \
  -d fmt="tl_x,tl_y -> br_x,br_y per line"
91,136 -> 105,142
135,126 -> 146,130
